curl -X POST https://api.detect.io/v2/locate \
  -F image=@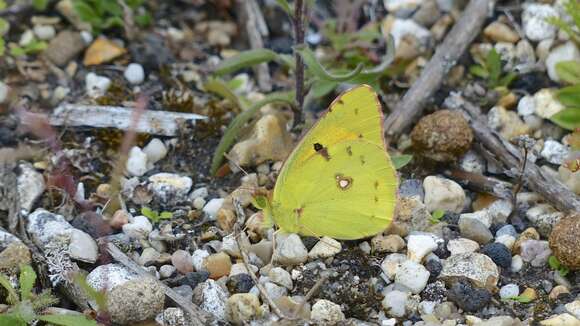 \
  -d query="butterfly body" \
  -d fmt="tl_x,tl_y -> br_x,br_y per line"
262,85 -> 398,240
